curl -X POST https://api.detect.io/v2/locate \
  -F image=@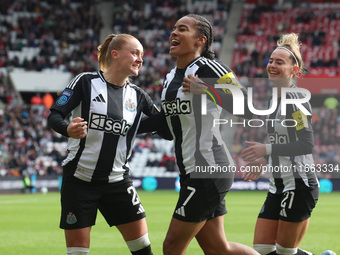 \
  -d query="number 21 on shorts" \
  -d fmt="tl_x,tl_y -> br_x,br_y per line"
127,186 -> 141,205
280,191 -> 295,217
